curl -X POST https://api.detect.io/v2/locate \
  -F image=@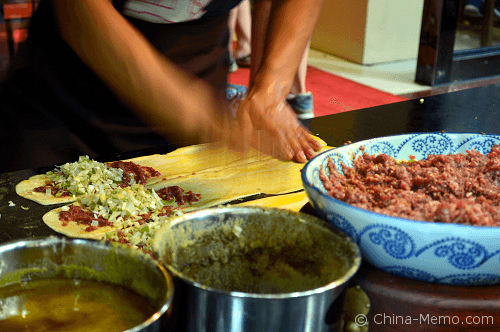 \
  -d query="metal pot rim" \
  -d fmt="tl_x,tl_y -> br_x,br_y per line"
157,206 -> 361,299
0,236 -> 174,332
